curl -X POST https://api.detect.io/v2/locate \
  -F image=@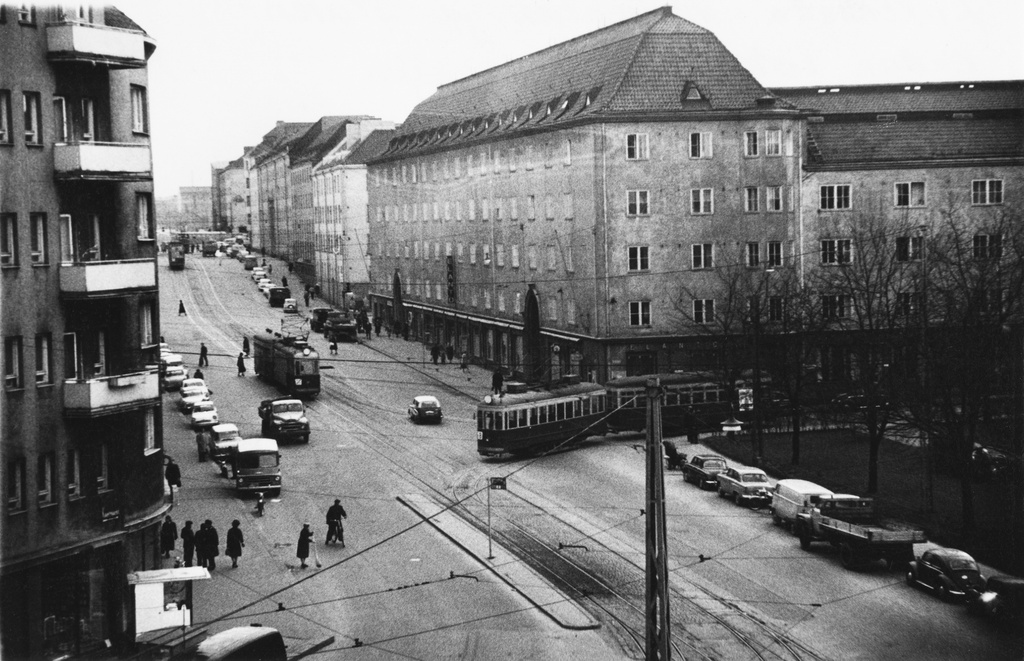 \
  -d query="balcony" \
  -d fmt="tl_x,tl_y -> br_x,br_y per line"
54,142 -> 152,181
46,21 -> 150,68
64,368 -> 160,418
60,258 -> 156,298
